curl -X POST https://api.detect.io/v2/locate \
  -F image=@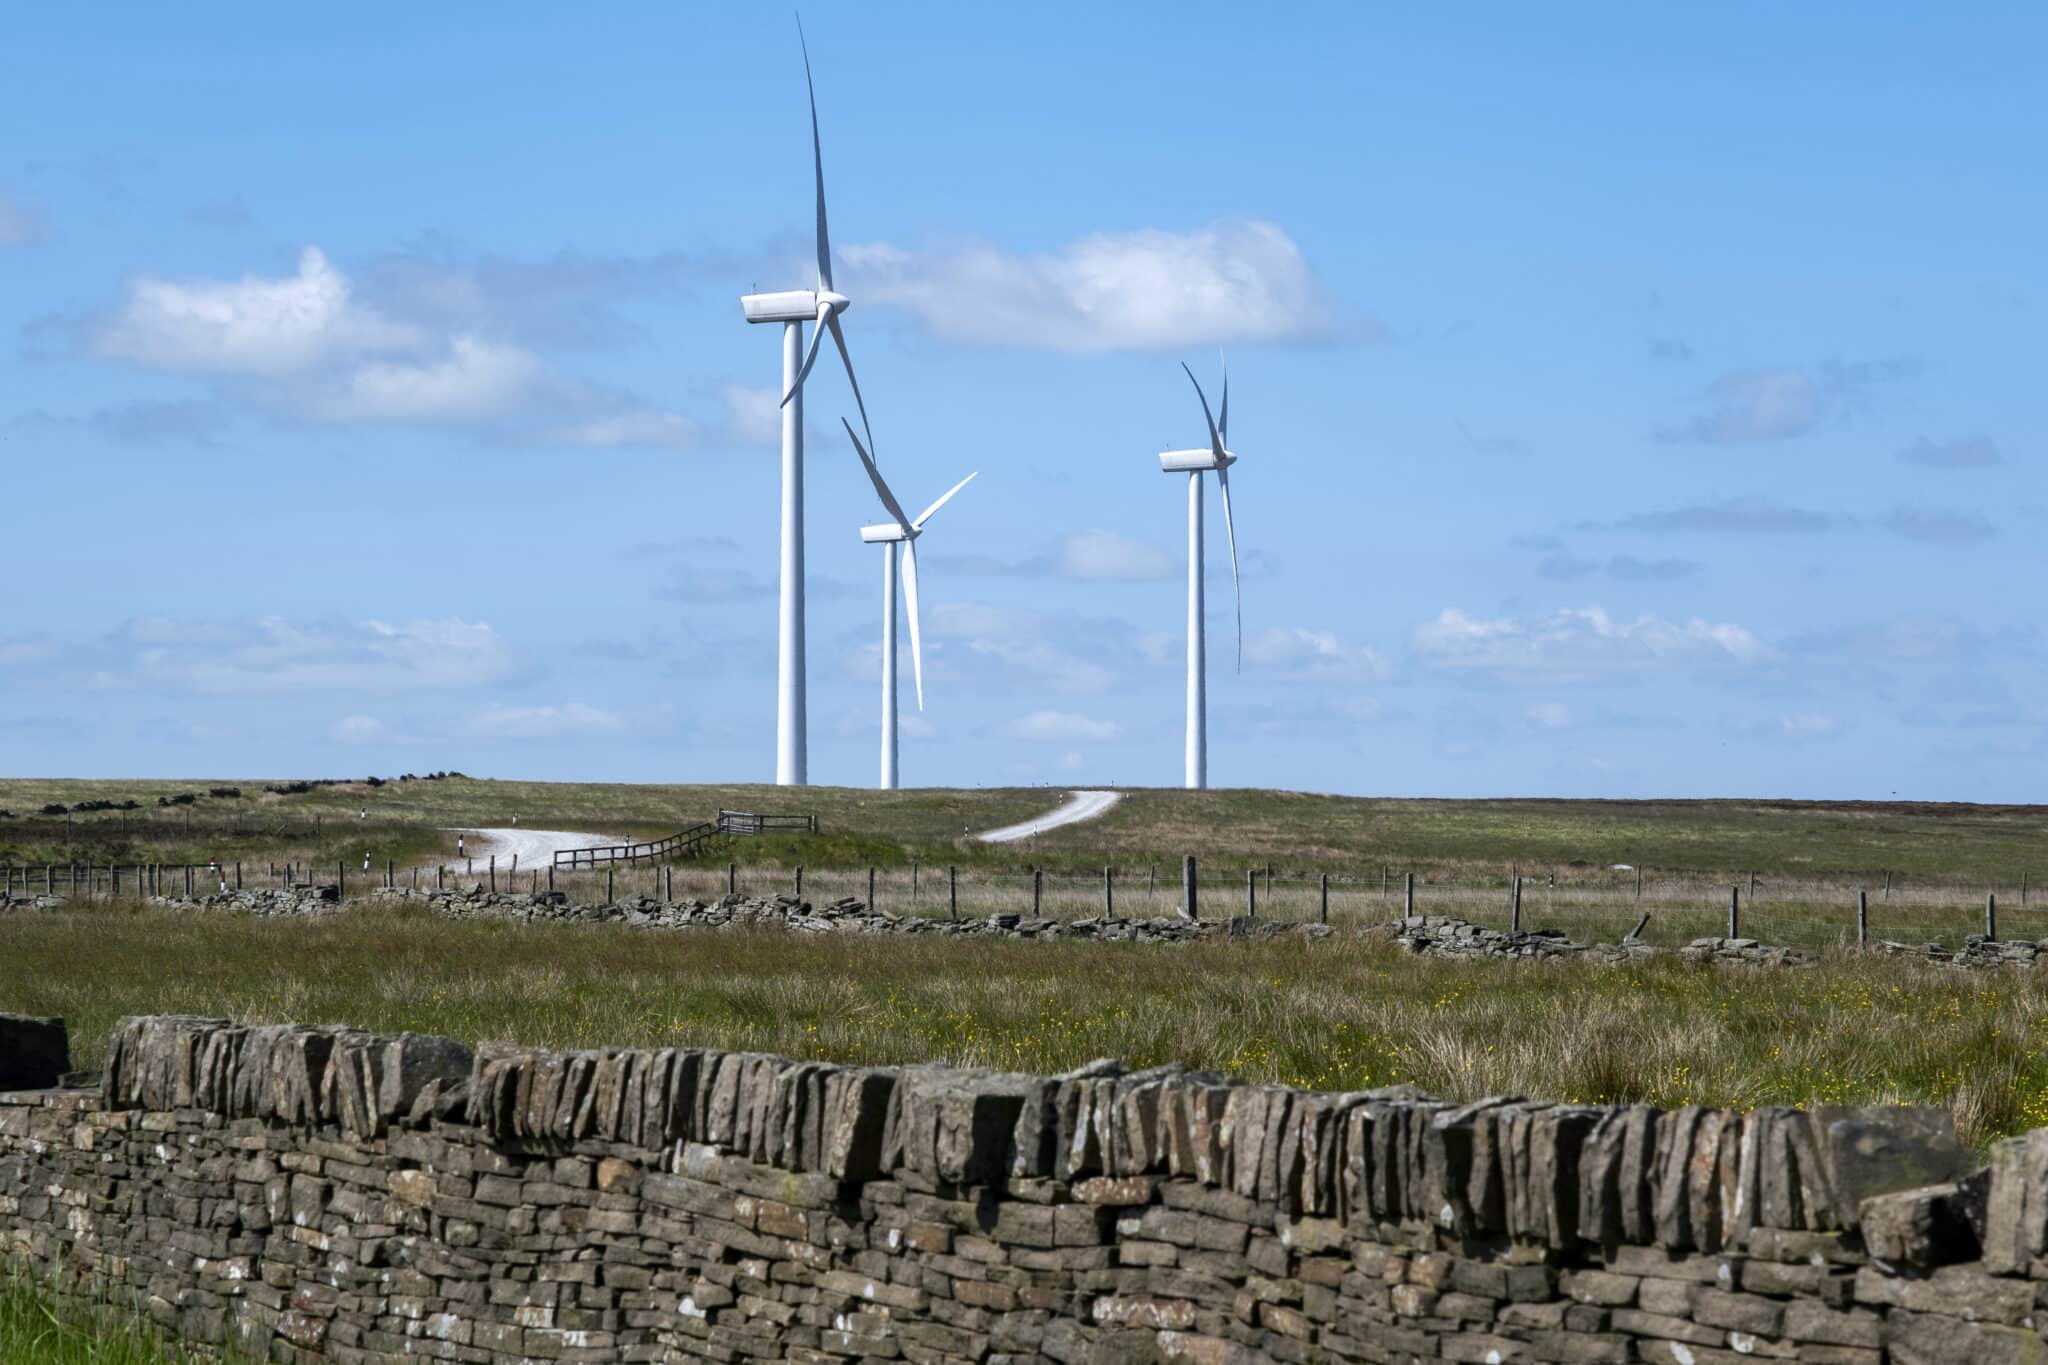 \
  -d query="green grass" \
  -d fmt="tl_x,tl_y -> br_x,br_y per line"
0,1267 -> 227,1364
8,902 -> 2048,1150
2,778 -> 2042,893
